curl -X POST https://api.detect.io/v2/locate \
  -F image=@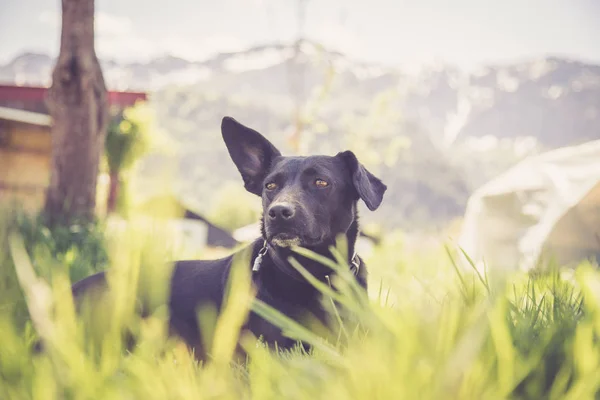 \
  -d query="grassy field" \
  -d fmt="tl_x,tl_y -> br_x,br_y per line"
1,210 -> 599,400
